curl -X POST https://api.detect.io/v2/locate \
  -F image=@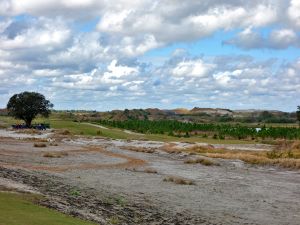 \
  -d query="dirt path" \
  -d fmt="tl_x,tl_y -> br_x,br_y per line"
0,130 -> 299,225
83,123 -> 109,129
